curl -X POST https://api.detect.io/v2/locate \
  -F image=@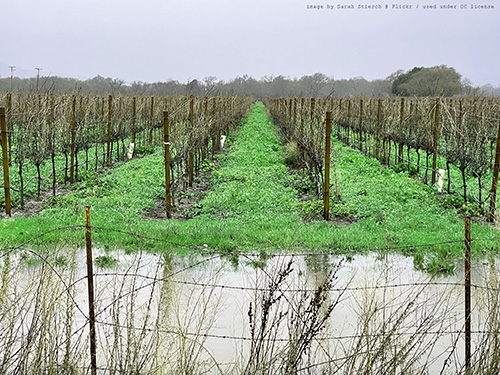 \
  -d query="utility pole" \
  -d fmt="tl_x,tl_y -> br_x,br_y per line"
35,67 -> 42,91
8,66 -> 15,92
